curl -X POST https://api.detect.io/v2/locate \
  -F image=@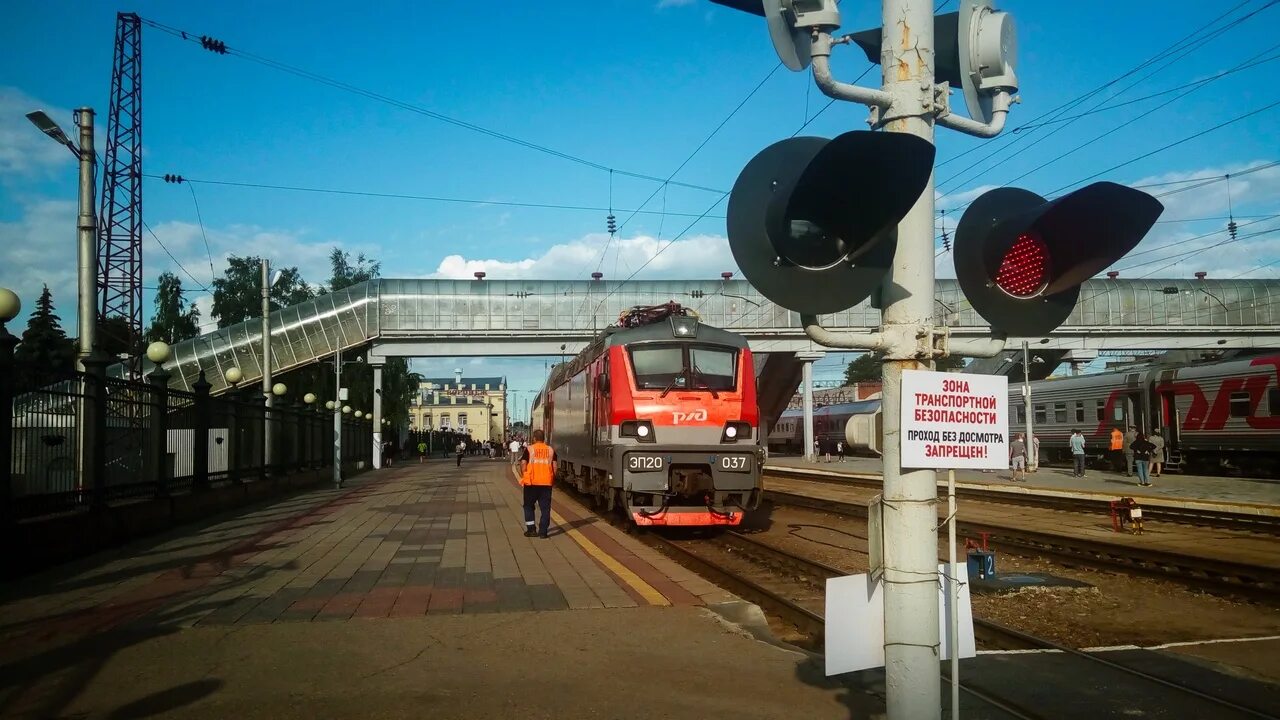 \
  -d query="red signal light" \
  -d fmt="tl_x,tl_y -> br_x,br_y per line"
994,232 -> 1049,298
